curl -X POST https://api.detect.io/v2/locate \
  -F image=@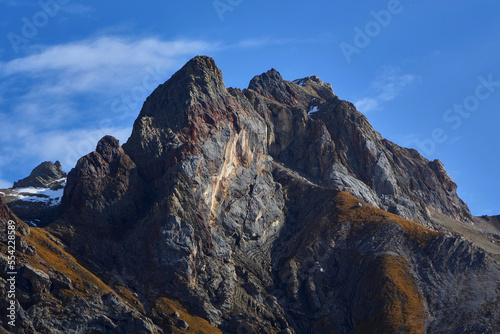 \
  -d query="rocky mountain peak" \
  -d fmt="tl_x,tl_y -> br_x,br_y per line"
96,135 -> 124,164
137,55 -> 226,120
293,75 -> 338,100
247,68 -> 291,104
248,68 -> 283,89
123,56 -> 241,183
170,55 -> 226,101
179,55 -> 224,83
248,68 -> 338,108
13,161 -> 66,189
4,161 -> 66,227
5,56 -> 498,334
